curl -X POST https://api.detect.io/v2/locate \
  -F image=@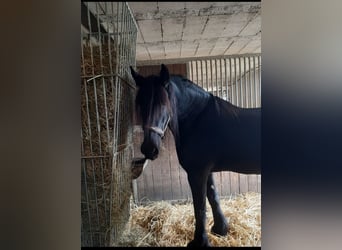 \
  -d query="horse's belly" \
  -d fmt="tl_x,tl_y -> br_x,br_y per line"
213,150 -> 261,174
212,161 -> 260,174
